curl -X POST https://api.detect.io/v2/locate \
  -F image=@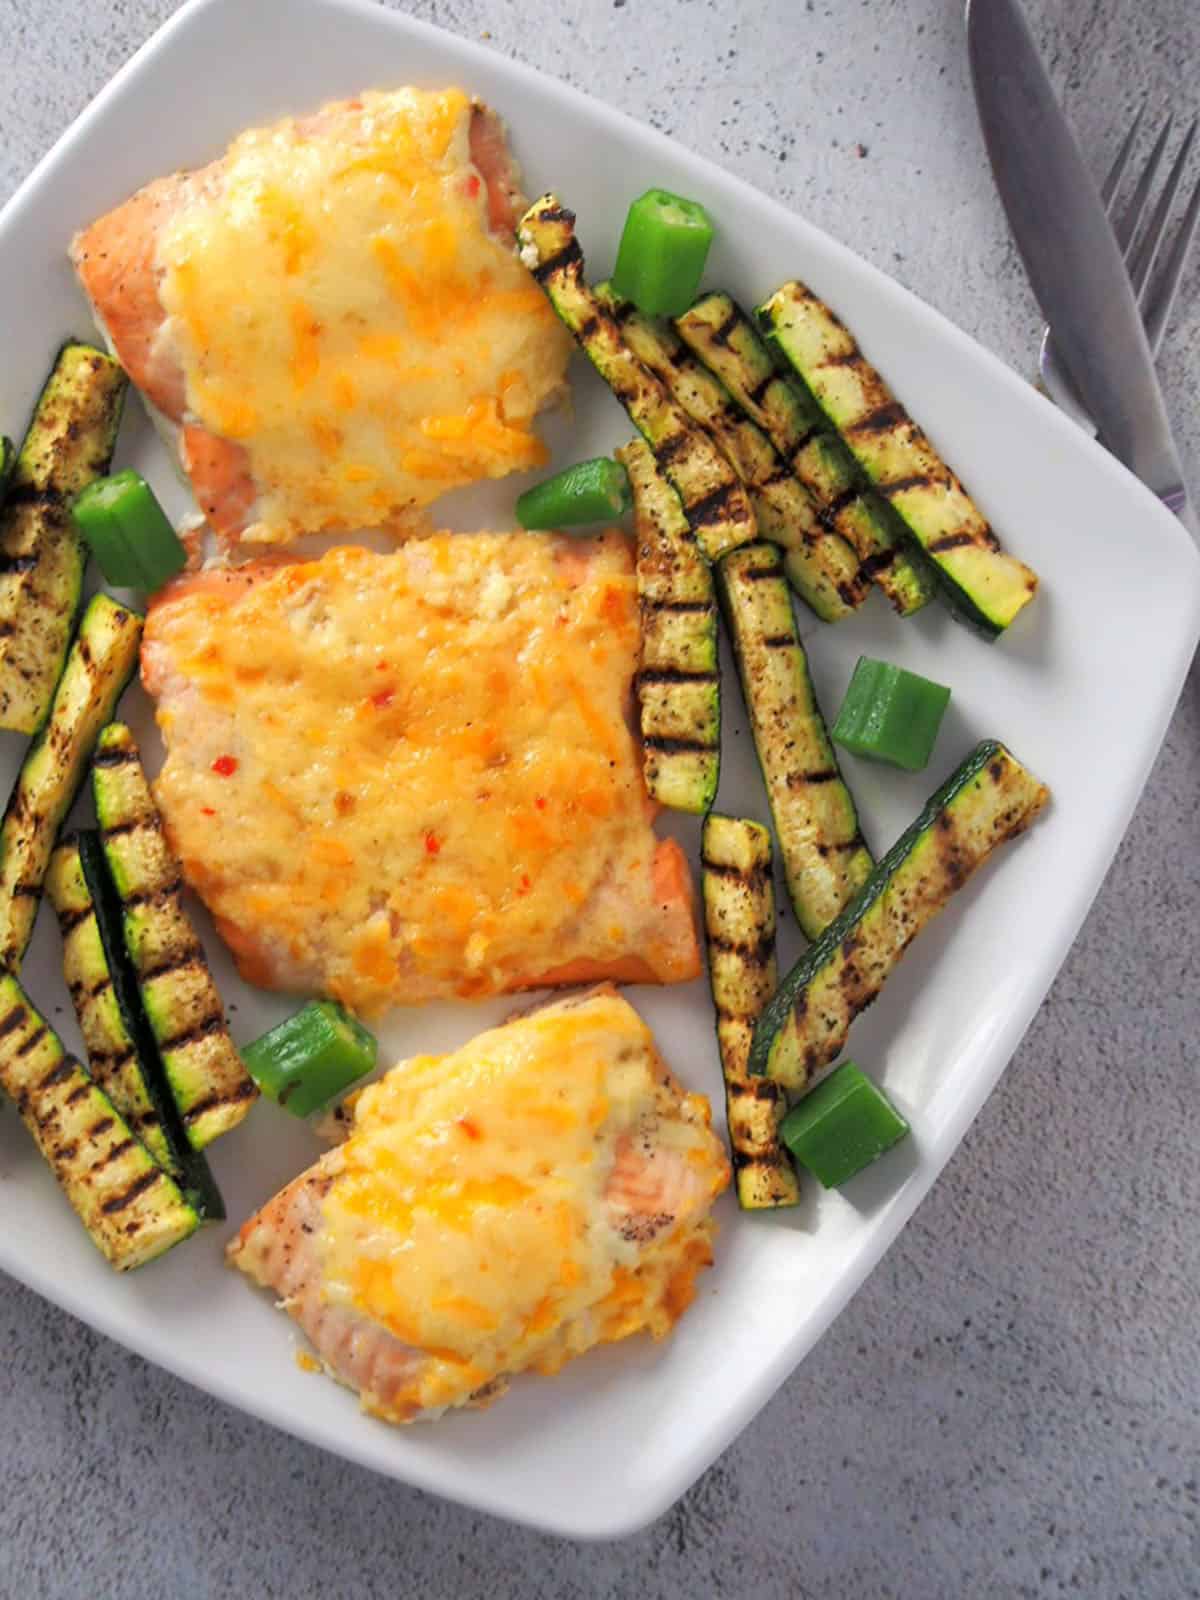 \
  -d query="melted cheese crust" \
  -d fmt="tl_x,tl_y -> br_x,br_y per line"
143,534 -> 698,1014
155,88 -> 570,542
319,990 -> 727,1417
